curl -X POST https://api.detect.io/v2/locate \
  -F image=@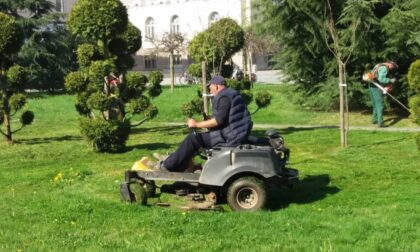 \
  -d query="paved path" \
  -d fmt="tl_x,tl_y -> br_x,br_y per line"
160,70 -> 285,85
254,124 -> 420,132
161,122 -> 420,132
